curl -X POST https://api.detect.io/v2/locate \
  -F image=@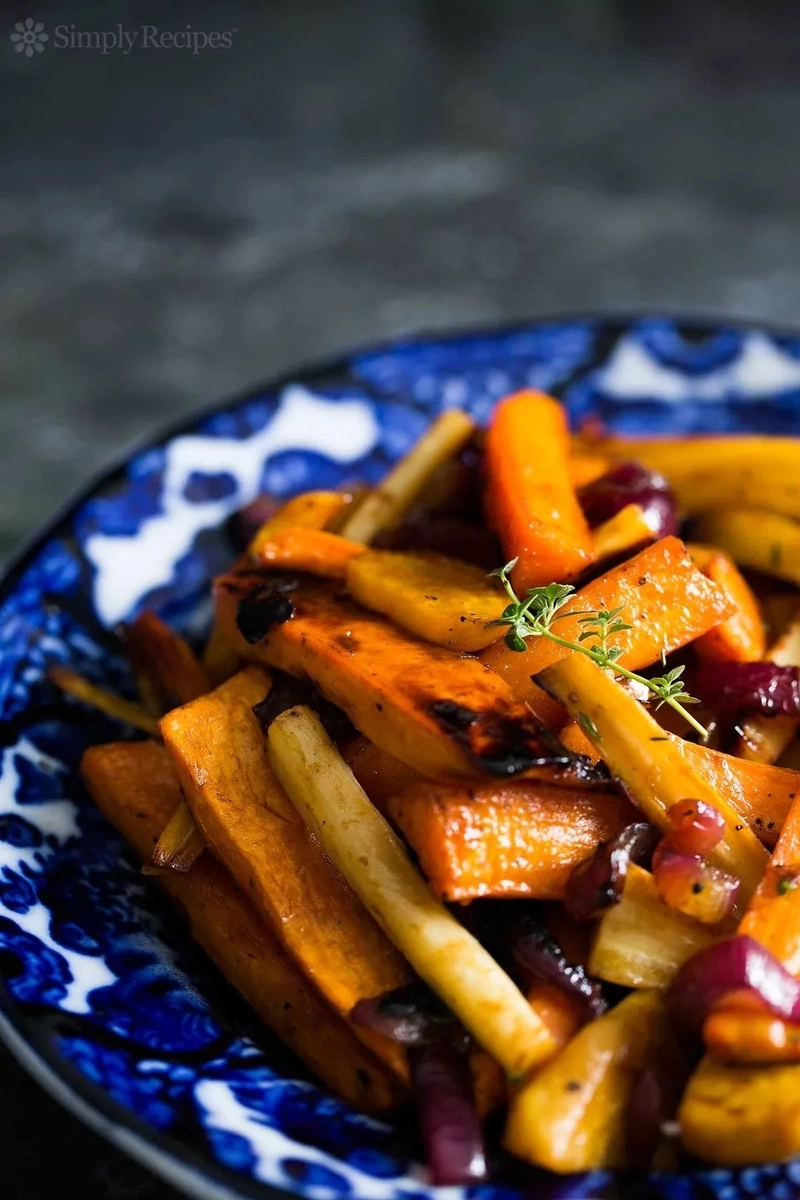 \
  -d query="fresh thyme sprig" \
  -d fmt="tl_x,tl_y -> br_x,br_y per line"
488,560 -> 708,739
